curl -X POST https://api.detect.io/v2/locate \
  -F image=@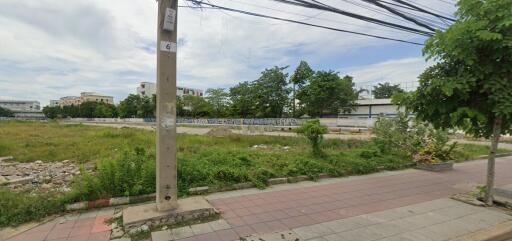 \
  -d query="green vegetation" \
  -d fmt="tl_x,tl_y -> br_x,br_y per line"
373,113 -> 457,164
43,101 -> 118,119
0,120 -> 508,227
396,0 -> 512,204
372,82 -> 404,99
296,119 -> 328,155
0,106 -> 14,117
